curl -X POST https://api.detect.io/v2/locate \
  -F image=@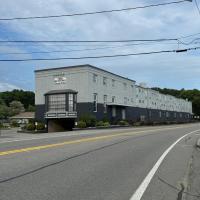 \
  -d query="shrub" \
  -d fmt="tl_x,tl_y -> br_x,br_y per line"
80,114 -> 96,127
96,121 -> 104,127
118,120 -> 129,126
11,120 -> 19,127
36,122 -> 45,130
77,121 -> 86,128
26,123 -> 35,131
102,116 -> 109,123
103,122 -> 110,127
